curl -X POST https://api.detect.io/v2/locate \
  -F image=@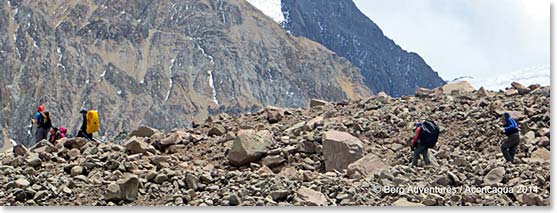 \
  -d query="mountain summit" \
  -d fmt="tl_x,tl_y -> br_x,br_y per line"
248,0 -> 446,97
